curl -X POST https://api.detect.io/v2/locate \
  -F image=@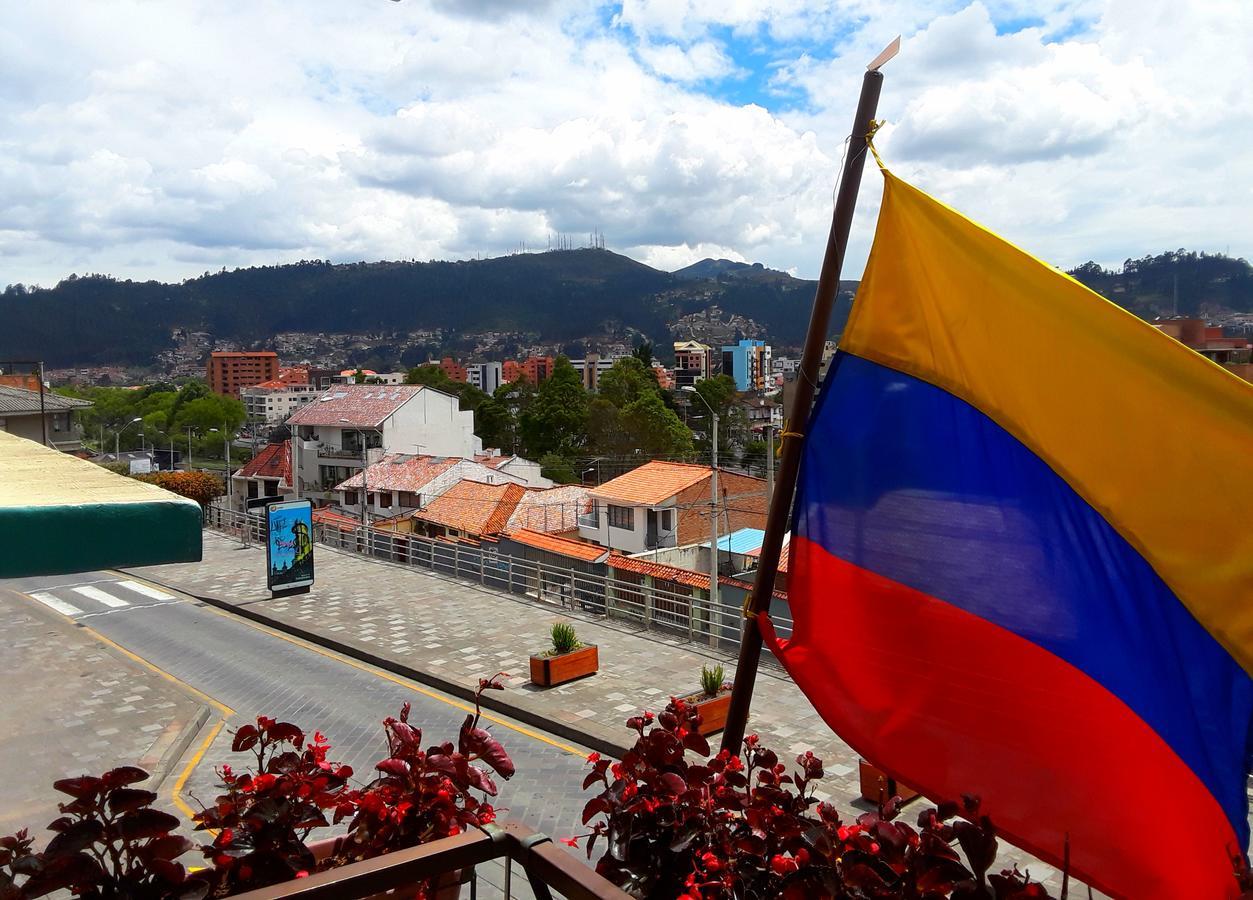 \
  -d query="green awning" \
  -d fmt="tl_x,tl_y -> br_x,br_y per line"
0,430 -> 202,577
